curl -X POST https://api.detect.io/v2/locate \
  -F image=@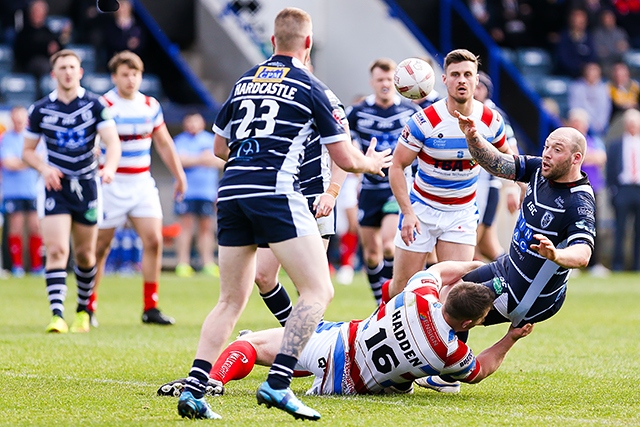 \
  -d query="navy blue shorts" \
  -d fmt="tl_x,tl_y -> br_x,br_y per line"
3,198 -> 37,214
480,186 -> 500,226
174,199 -> 215,217
42,177 -> 100,225
217,193 -> 318,247
463,254 -> 567,327
358,188 -> 399,227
